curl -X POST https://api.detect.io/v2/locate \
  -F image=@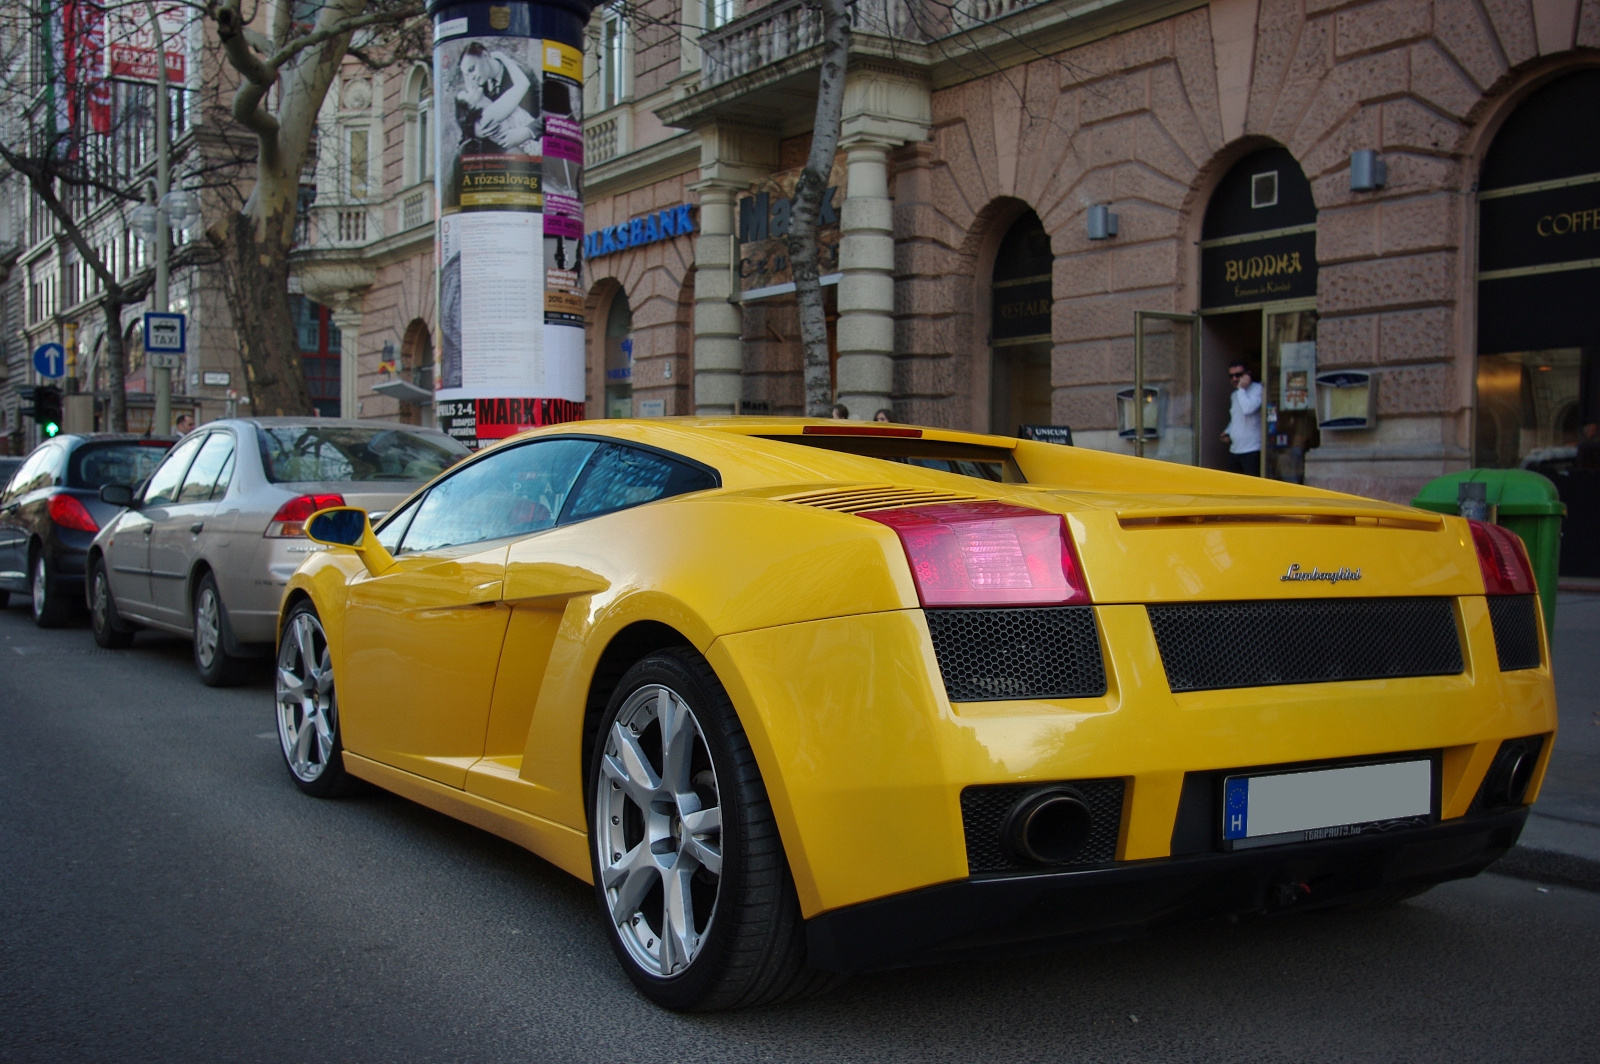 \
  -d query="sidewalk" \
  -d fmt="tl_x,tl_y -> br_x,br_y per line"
1496,590 -> 1600,891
